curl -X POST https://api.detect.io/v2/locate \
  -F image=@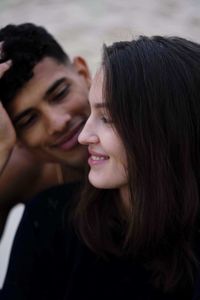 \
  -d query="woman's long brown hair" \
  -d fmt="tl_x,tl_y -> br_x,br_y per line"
74,36 -> 200,292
